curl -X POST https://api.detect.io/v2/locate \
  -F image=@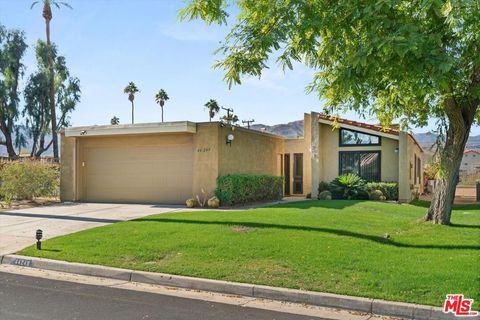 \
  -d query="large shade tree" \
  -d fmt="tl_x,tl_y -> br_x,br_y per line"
31,0 -> 72,161
181,0 -> 479,225
23,40 -> 81,158
0,25 -> 28,159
